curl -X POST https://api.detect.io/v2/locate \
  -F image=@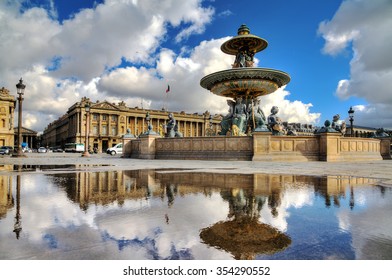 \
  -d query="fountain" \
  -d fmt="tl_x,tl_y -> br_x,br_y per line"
124,25 -> 389,162
200,24 -> 290,136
